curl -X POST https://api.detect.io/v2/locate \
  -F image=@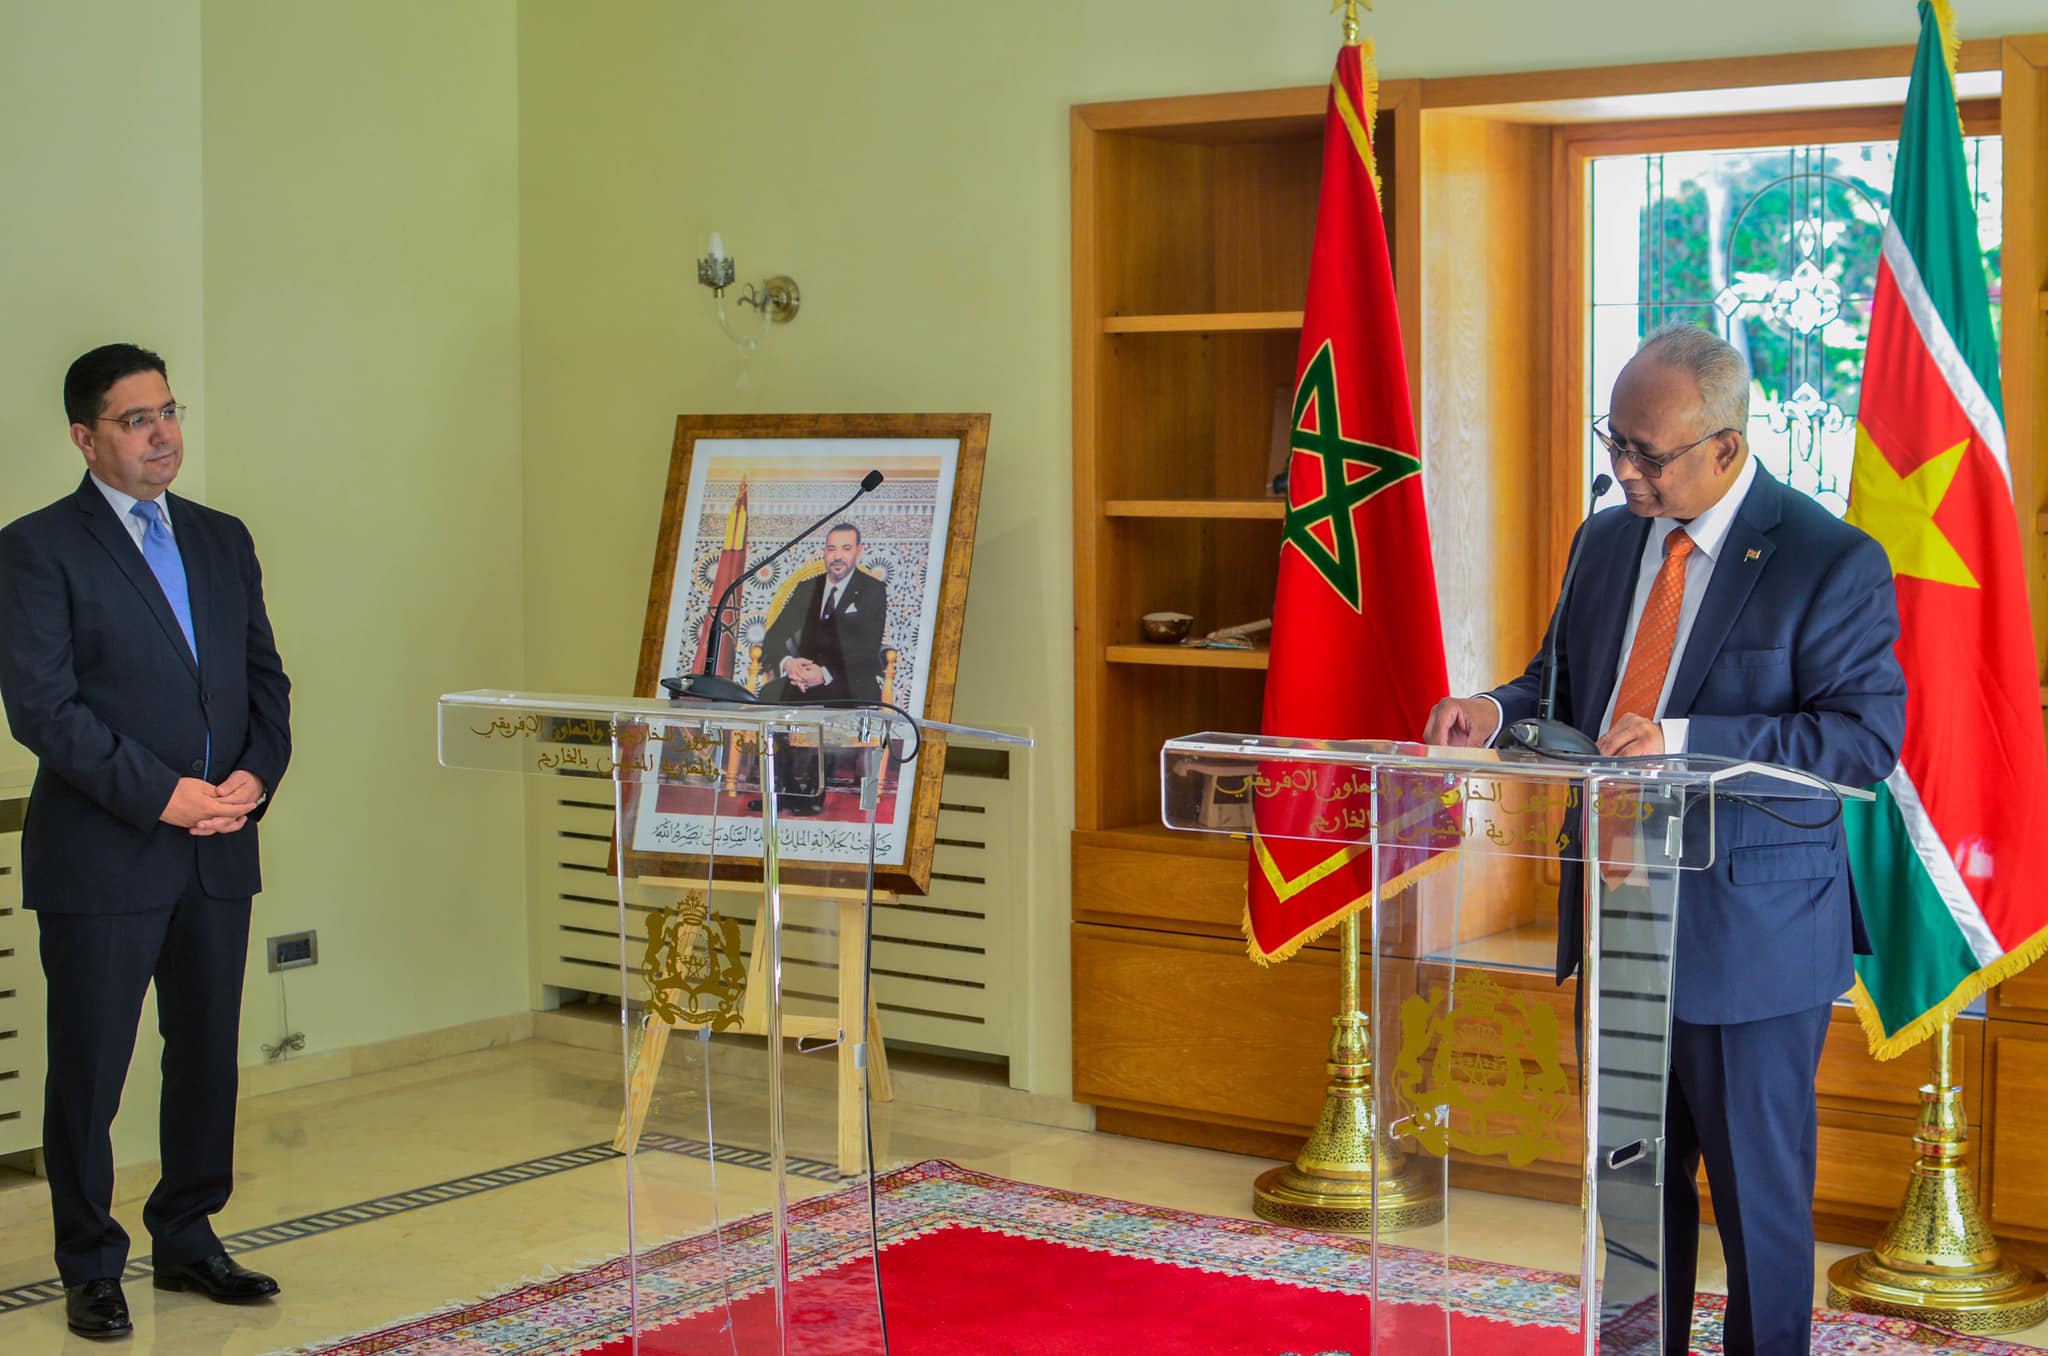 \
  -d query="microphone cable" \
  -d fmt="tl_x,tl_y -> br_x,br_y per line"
1499,743 -> 1848,833
780,698 -> 927,765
